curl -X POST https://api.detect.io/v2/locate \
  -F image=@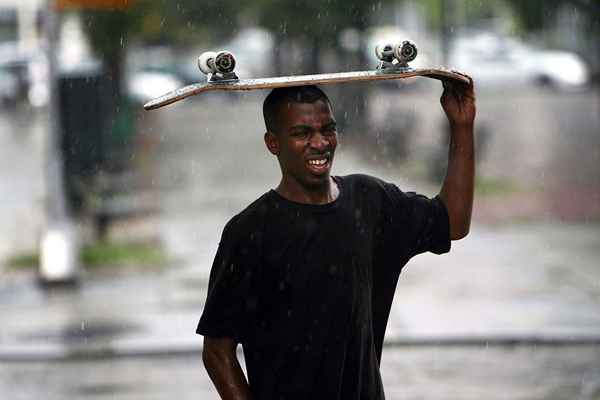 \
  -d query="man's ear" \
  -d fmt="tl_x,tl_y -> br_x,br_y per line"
264,131 -> 280,156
